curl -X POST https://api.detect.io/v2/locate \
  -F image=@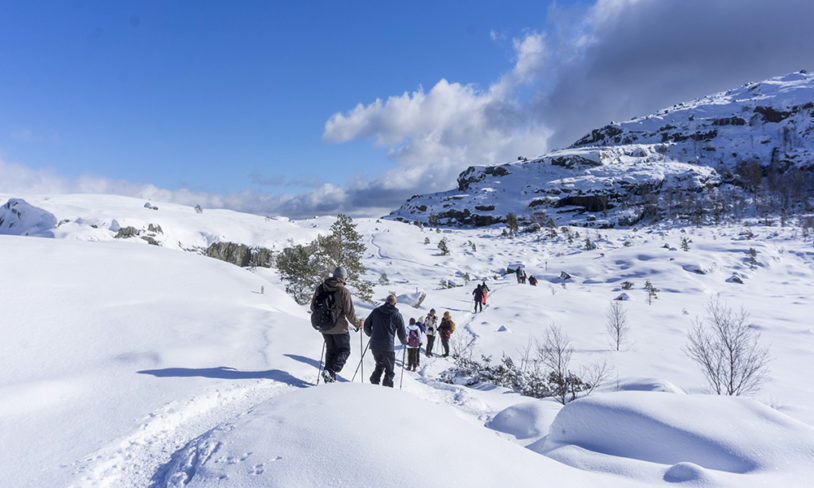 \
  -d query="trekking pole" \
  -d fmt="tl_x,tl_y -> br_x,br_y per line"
351,337 -> 372,382
316,341 -> 325,385
399,345 -> 407,390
